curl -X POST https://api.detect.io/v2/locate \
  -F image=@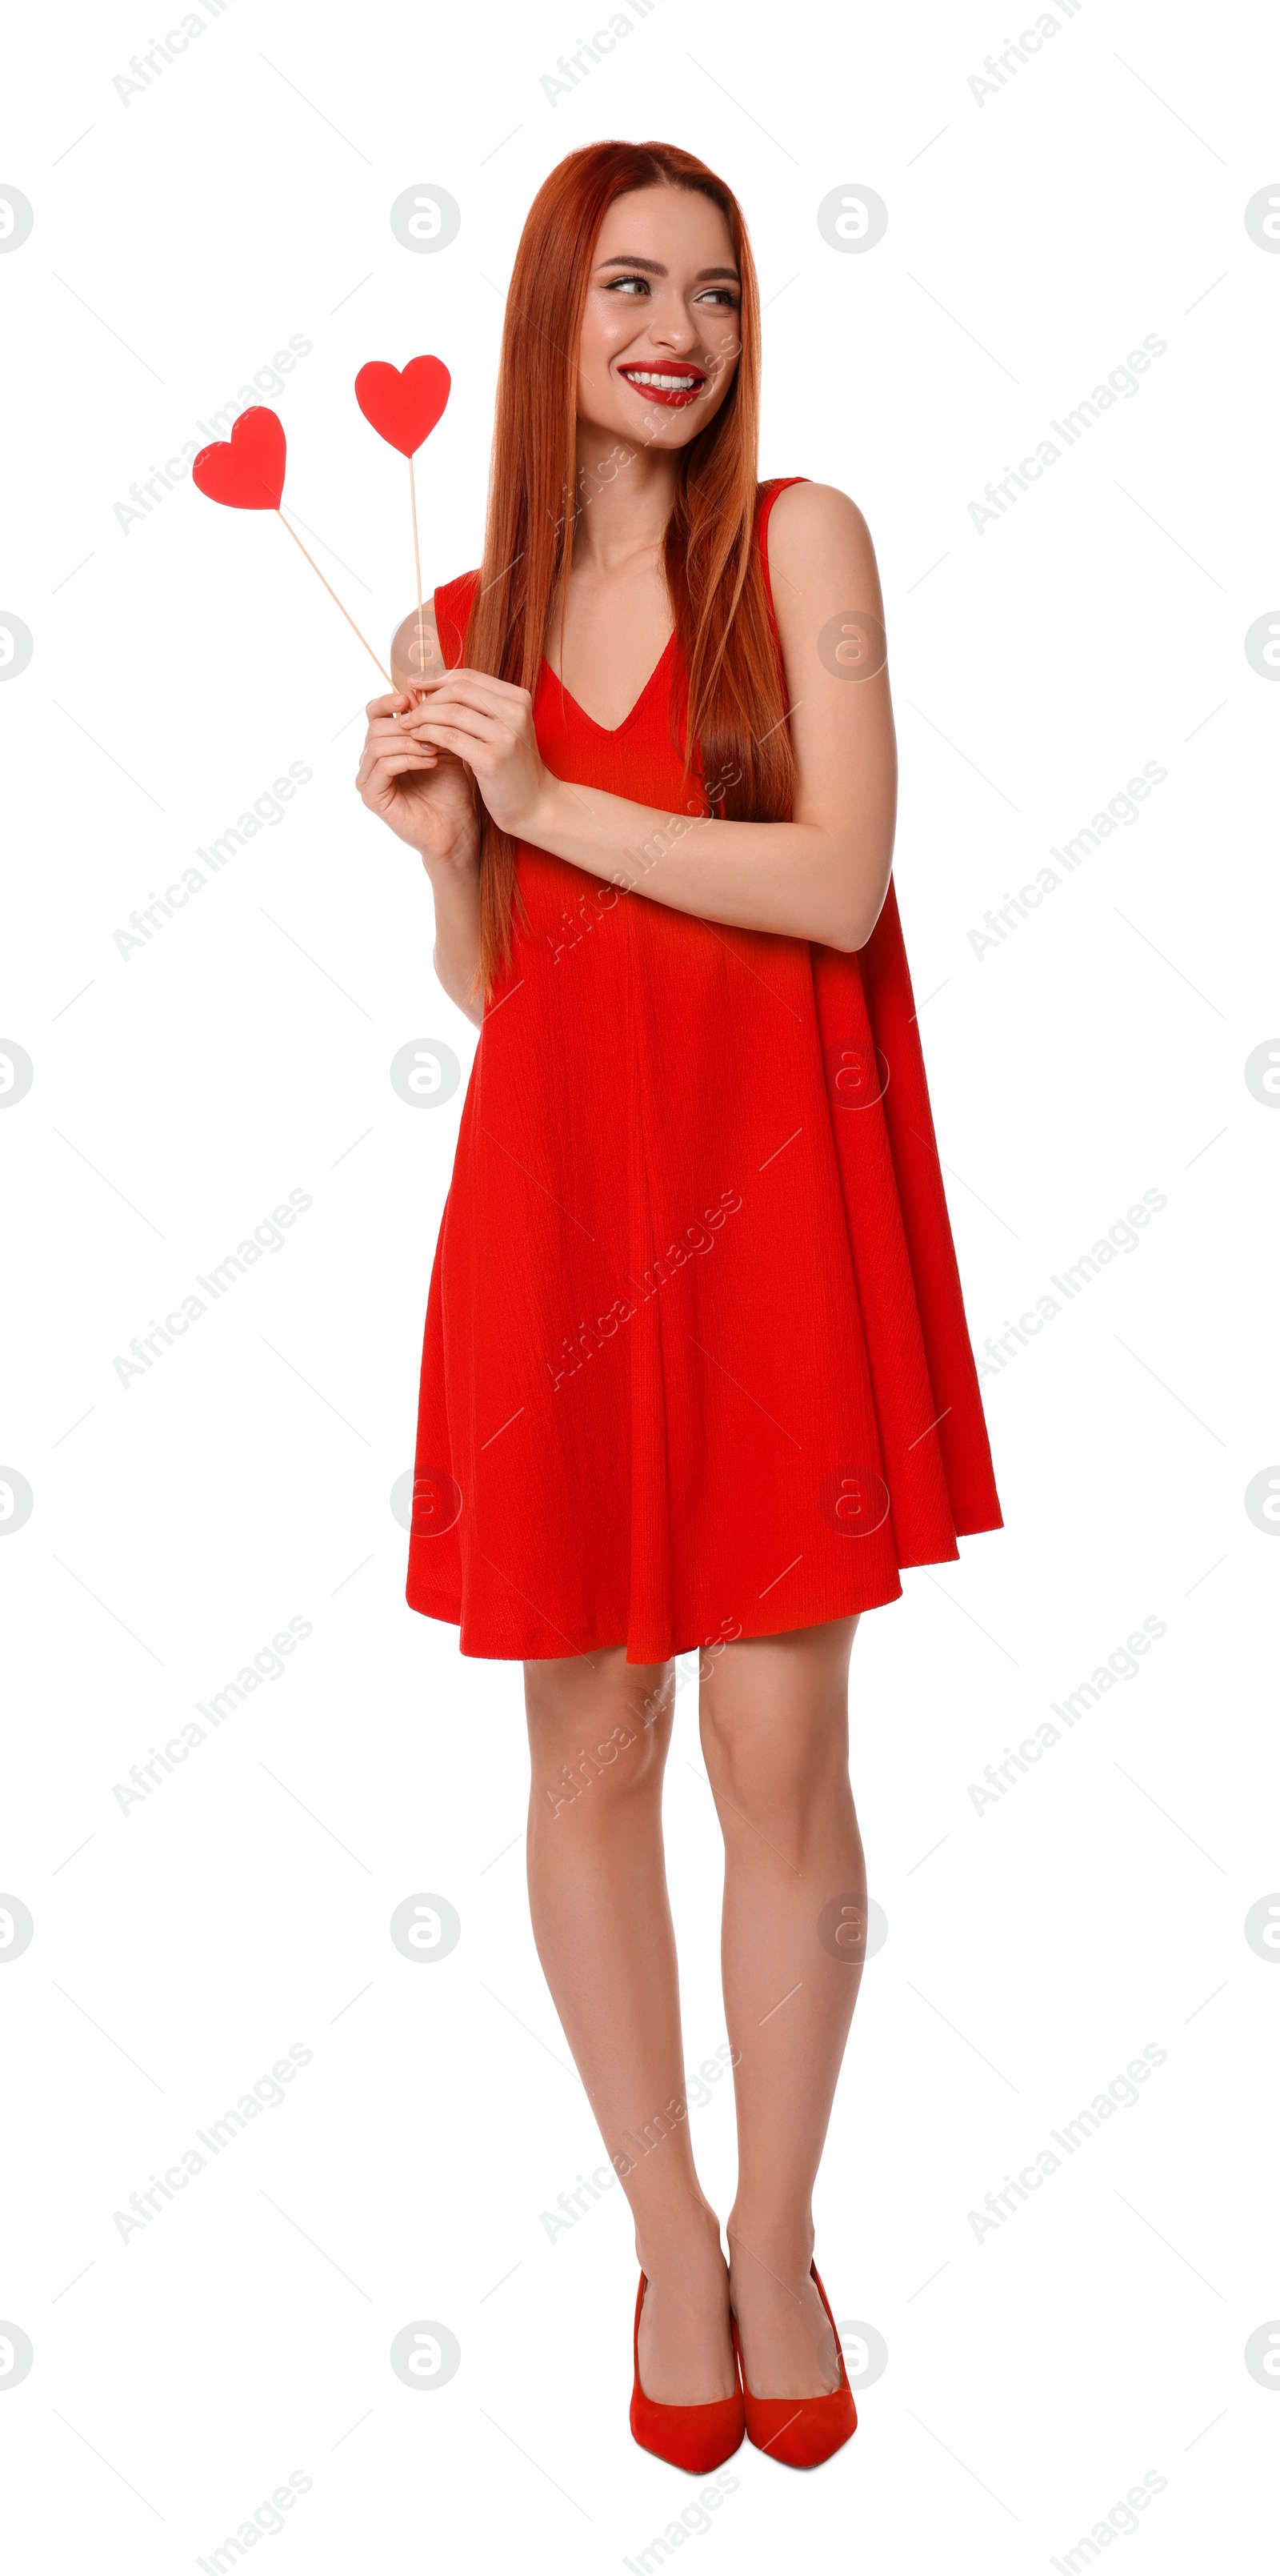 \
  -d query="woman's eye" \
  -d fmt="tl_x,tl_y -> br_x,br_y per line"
607,275 -> 649,296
